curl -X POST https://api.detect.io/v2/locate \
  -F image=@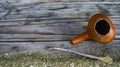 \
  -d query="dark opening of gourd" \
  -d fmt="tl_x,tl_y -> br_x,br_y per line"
95,20 -> 110,35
